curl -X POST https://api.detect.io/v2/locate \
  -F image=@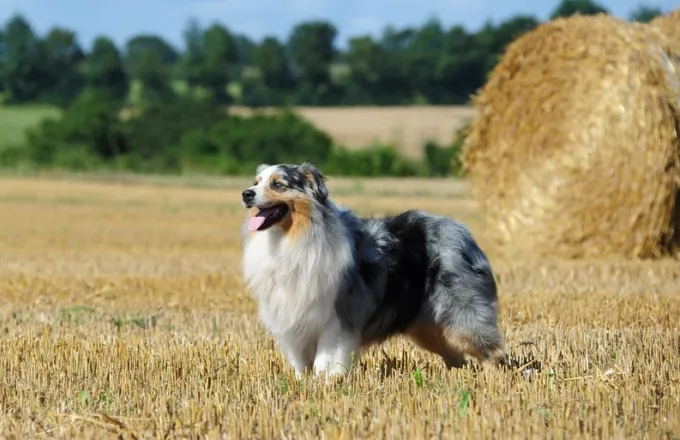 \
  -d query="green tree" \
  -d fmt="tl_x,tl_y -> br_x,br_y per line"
1,14 -> 48,103
234,34 -> 256,65
137,51 -> 175,106
469,21 -> 500,76
406,18 -> 446,103
380,26 -> 416,51
83,36 -> 129,103
200,23 -> 238,103
345,35 -> 412,104
436,25 -> 488,104
0,29 -> 5,92
629,5 -> 664,22
26,88 -> 128,164
371,26 -> 417,104
550,0 -> 609,19
124,35 -> 178,79
42,27 -> 85,107
253,36 -> 295,90
180,18 -> 205,93
288,21 -> 337,103
124,96 -> 223,163
346,35 -> 385,101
